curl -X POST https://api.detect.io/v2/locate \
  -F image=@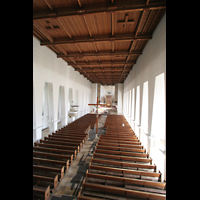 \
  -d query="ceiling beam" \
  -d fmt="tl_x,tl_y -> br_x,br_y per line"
67,61 -> 135,66
90,74 -> 122,77
41,34 -> 152,46
91,78 -> 122,80
33,1 -> 166,20
57,50 -> 142,58
87,72 -> 128,76
82,67 -> 132,71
